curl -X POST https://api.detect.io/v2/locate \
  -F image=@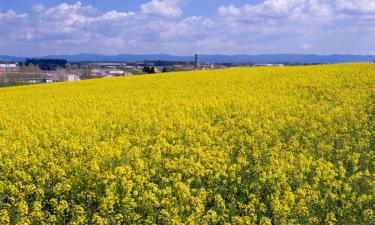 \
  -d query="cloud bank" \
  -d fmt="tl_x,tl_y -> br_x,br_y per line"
0,0 -> 374,56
